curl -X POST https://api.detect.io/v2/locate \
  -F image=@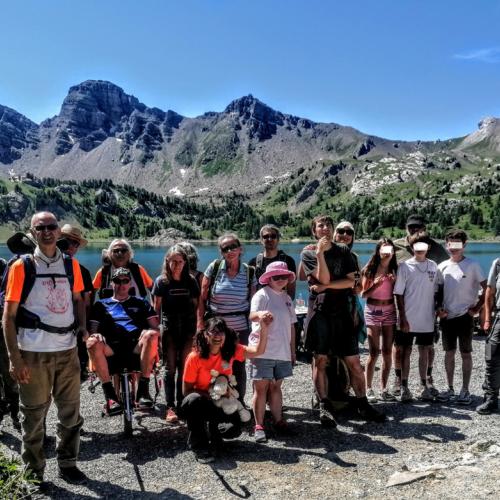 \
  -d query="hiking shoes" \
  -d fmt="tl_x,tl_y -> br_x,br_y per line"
254,425 -> 267,443
392,380 -> 402,397
426,377 -> 439,397
136,384 -> 154,408
419,386 -> 434,402
105,399 -> 123,416
400,387 -> 413,403
366,388 -> 377,403
319,401 -> 337,428
477,397 -> 498,415
456,389 -> 472,406
437,388 -> 455,402
193,448 -> 215,464
58,466 -> 87,484
357,402 -> 387,423
381,390 -> 397,402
